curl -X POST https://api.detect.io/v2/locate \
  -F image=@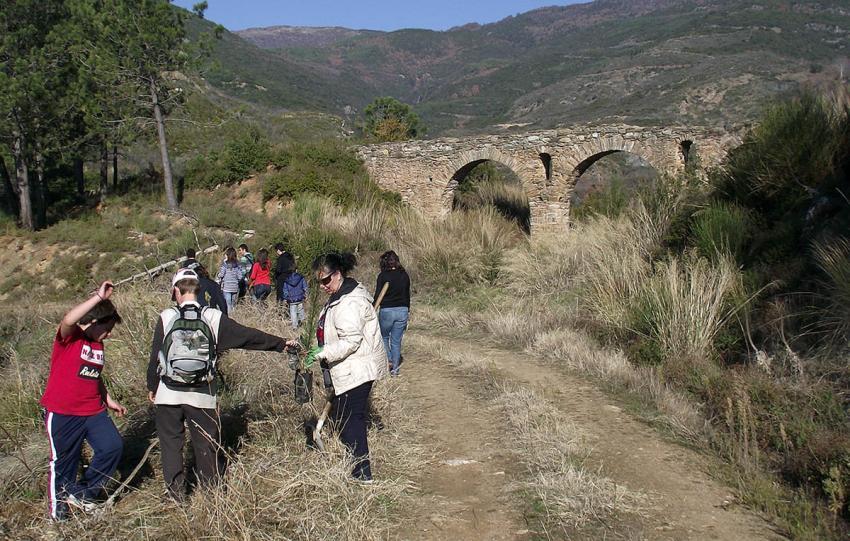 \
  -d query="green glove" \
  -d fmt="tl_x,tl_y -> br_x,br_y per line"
304,346 -> 323,368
